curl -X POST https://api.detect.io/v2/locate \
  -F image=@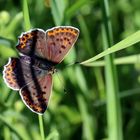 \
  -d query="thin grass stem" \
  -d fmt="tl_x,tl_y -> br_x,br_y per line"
38,115 -> 45,140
